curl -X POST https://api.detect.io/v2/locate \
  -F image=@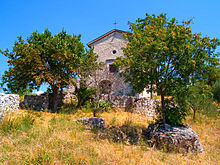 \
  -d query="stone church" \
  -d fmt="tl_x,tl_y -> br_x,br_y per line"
87,29 -> 150,97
